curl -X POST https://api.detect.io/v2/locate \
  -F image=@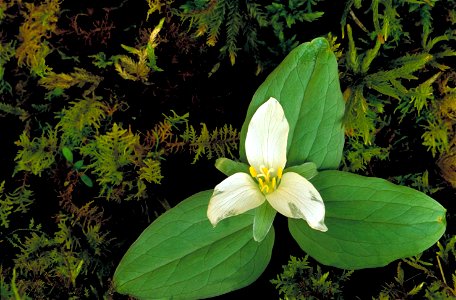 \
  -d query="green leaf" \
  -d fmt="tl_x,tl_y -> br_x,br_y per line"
114,190 -> 275,299
289,171 -> 446,269
285,162 -> 318,180
253,202 -> 277,242
80,174 -> 93,188
239,37 -> 345,170
73,160 -> 84,170
62,146 -> 73,163
215,157 -> 249,176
